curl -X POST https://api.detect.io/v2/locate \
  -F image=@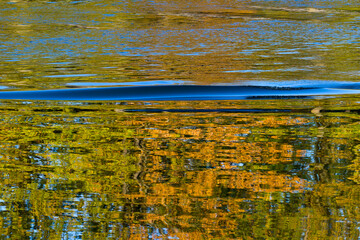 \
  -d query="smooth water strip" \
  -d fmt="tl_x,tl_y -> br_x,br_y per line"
0,85 -> 359,101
